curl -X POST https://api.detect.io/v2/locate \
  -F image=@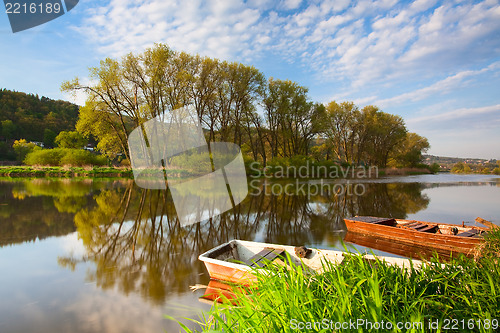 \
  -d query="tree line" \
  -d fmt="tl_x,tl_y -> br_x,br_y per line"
55,43 -> 429,169
0,89 -> 79,160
